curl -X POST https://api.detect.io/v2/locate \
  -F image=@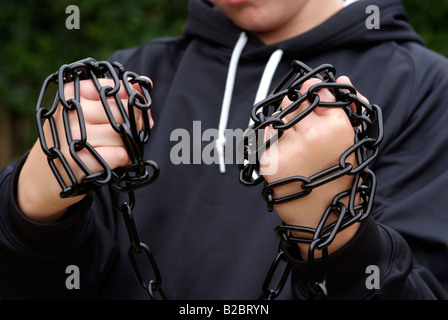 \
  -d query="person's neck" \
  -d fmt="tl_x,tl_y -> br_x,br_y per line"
253,0 -> 345,45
